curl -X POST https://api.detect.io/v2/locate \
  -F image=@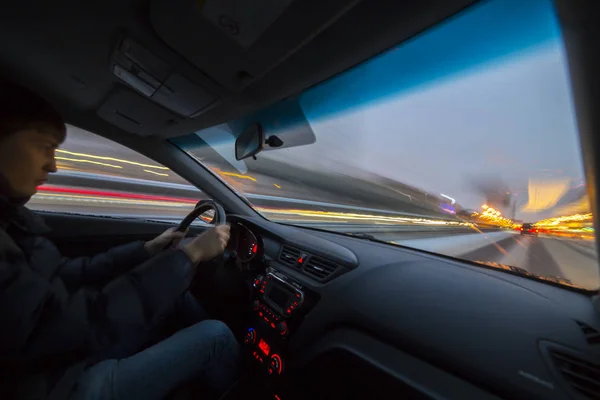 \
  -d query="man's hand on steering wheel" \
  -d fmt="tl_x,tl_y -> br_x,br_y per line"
181,225 -> 231,265
145,200 -> 231,266
144,227 -> 187,256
